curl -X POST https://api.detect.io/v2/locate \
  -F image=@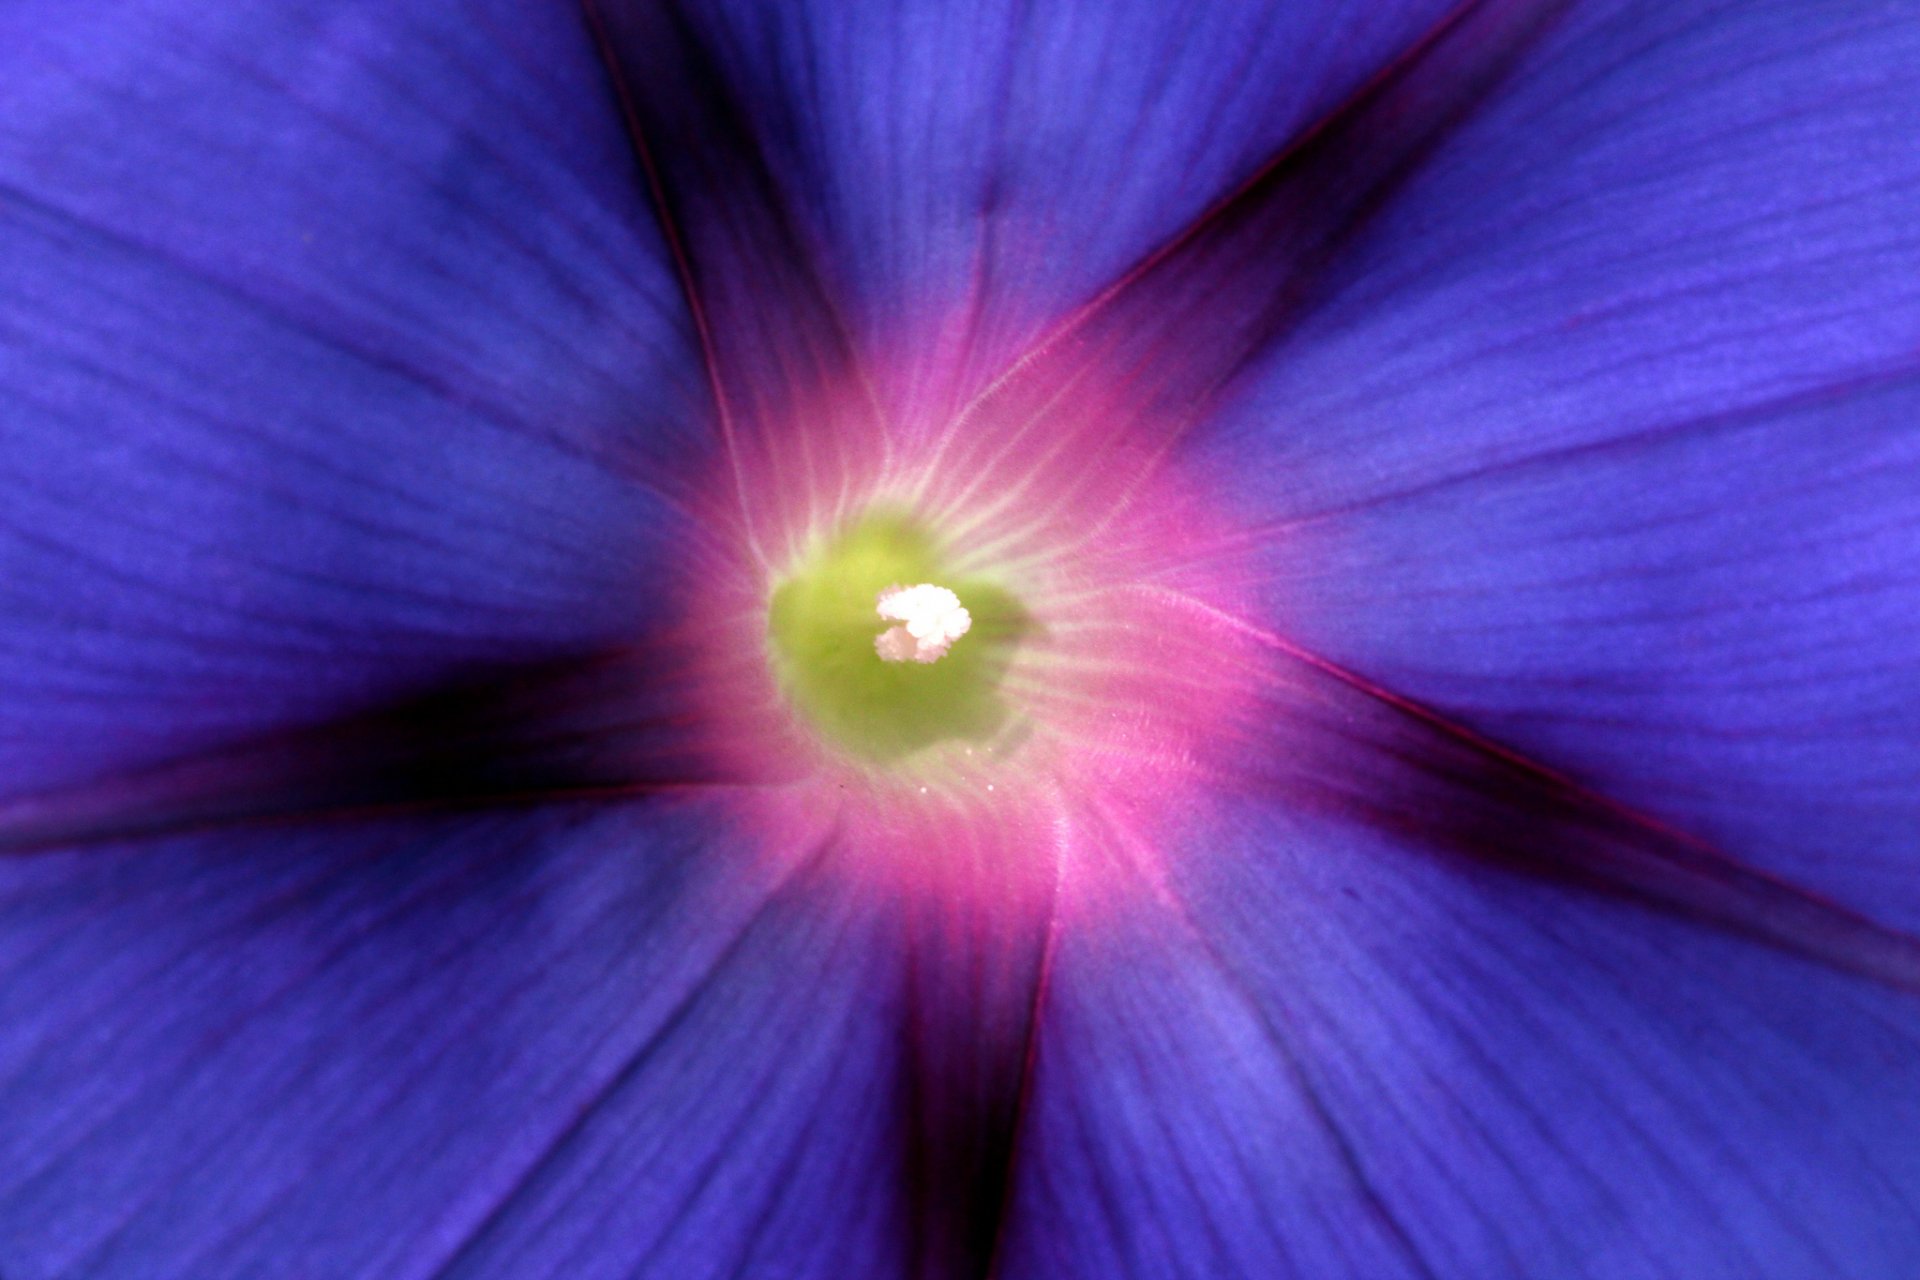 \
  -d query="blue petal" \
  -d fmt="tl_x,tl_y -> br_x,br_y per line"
998,794 -> 1920,1278
994,850 -> 1441,1279
1256,384 -> 1920,931
1191,0 -> 1920,927
0,647 -> 733,853
589,0 -> 1462,414
894,843 -> 1059,1278
0,800 -> 911,1279
0,1 -> 707,796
